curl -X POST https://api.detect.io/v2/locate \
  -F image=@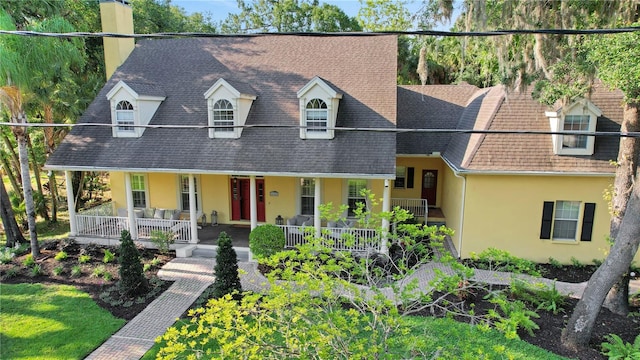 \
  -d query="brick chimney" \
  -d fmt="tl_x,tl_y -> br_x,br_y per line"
99,0 -> 135,80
